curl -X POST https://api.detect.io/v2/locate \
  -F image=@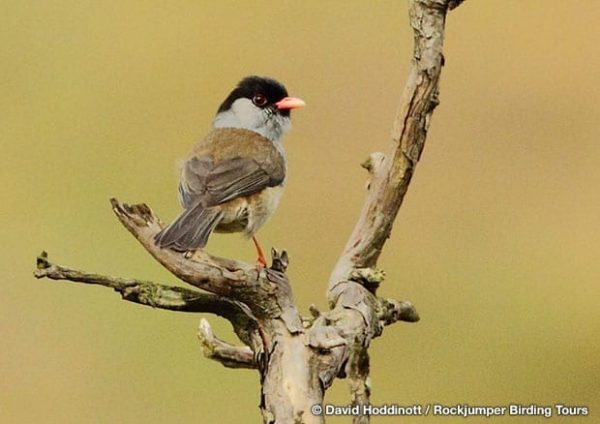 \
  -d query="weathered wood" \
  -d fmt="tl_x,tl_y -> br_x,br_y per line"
33,0 -> 463,422
329,0 -> 453,289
